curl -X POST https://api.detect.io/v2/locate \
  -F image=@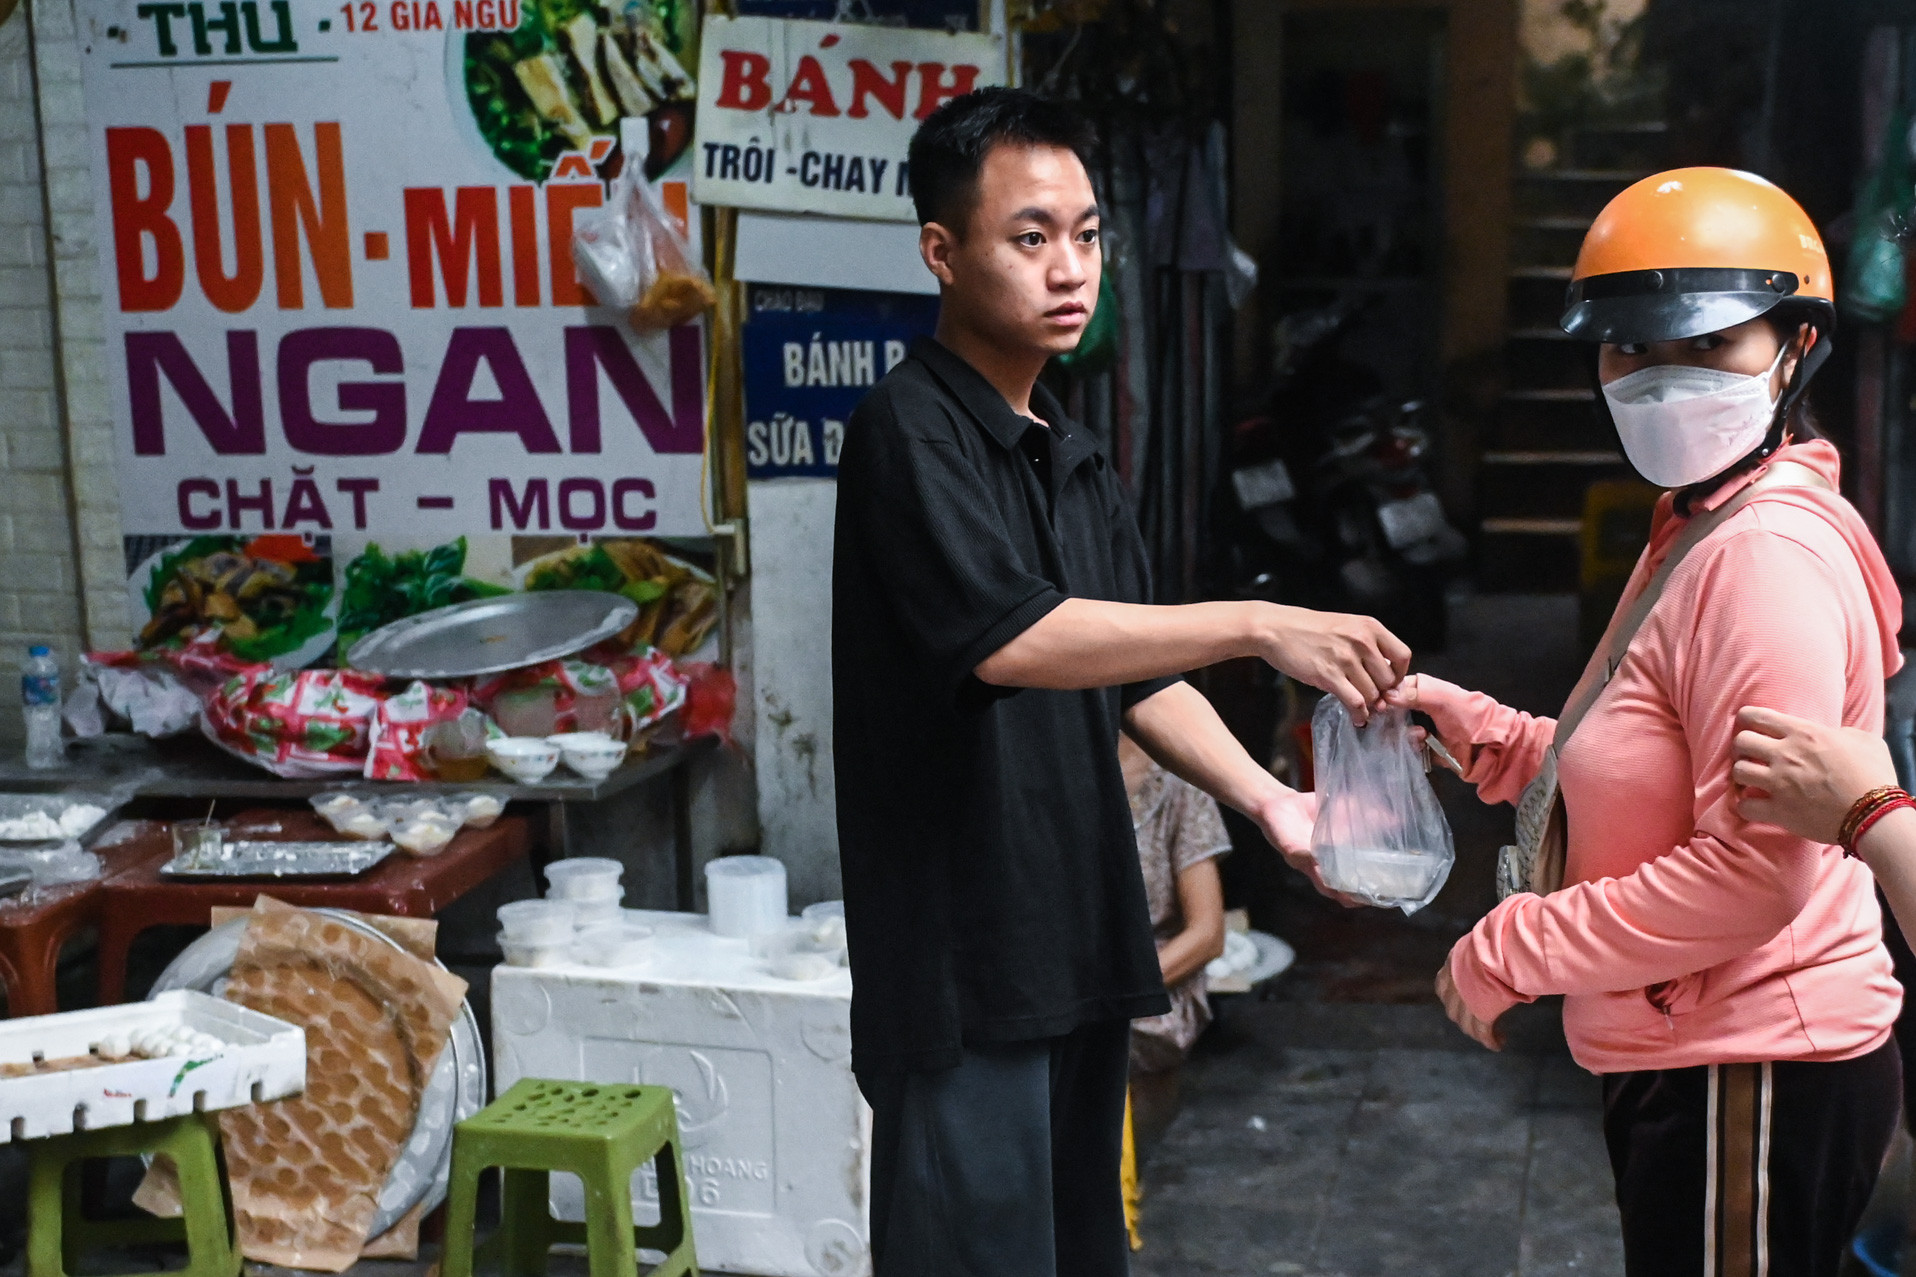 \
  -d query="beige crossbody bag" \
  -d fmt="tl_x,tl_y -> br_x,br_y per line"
1495,461 -> 1834,900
